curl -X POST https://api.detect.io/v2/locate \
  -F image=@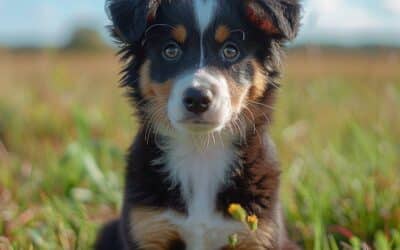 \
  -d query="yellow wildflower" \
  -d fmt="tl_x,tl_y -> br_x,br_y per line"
247,215 -> 259,231
228,203 -> 247,222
